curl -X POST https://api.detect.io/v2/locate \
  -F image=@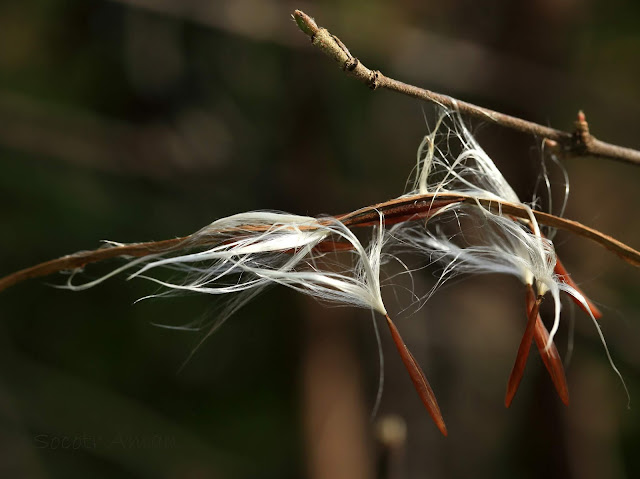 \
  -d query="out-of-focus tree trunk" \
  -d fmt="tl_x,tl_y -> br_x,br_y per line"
301,299 -> 373,479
